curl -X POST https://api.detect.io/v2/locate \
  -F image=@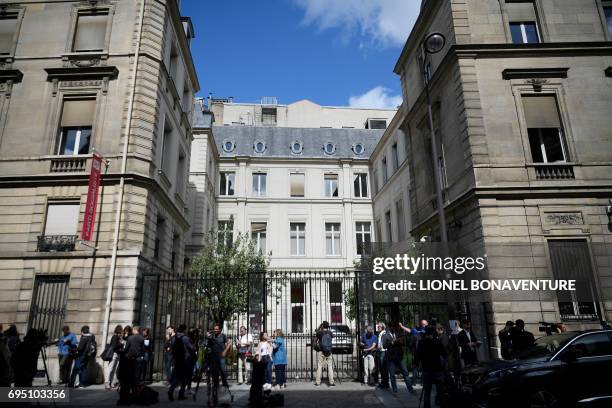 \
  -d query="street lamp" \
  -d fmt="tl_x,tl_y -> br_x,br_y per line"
420,32 -> 448,243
